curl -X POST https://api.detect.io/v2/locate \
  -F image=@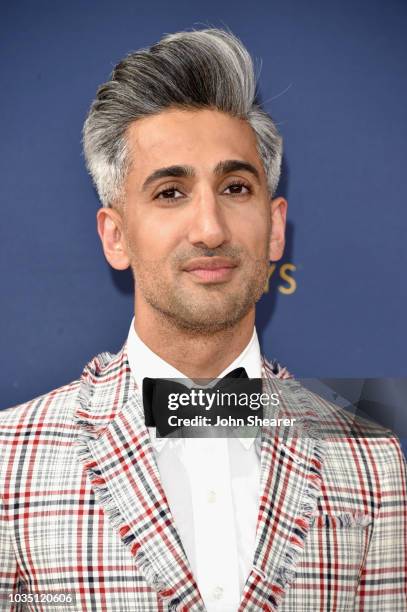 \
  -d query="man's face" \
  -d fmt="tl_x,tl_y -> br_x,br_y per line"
106,108 -> 286,333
